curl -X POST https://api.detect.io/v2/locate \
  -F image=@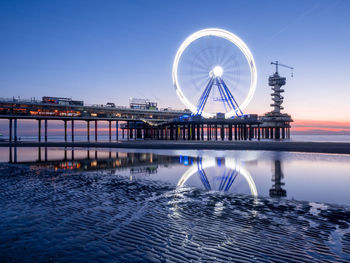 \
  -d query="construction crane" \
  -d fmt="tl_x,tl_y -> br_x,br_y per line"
271,61 -> 294,77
